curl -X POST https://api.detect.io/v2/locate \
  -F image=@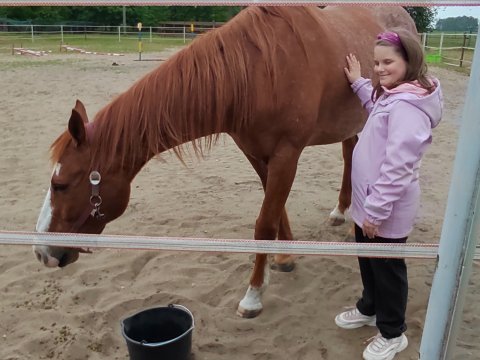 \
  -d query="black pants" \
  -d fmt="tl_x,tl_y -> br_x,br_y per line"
354,224 -> 408,339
